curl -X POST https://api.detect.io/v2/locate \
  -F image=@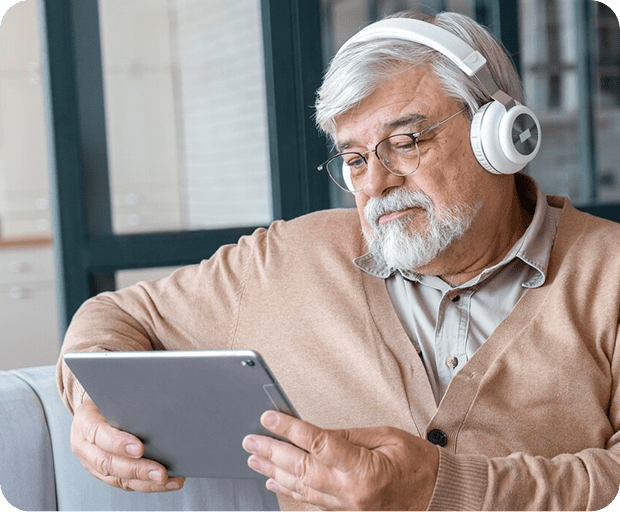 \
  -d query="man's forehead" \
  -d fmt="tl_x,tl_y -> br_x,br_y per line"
332,66 -> 448,148
334,111 -> 430,151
